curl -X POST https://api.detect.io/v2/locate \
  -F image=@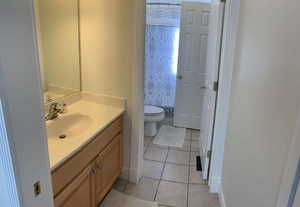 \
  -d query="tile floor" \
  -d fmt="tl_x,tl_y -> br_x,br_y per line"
112,129 -> 219,207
